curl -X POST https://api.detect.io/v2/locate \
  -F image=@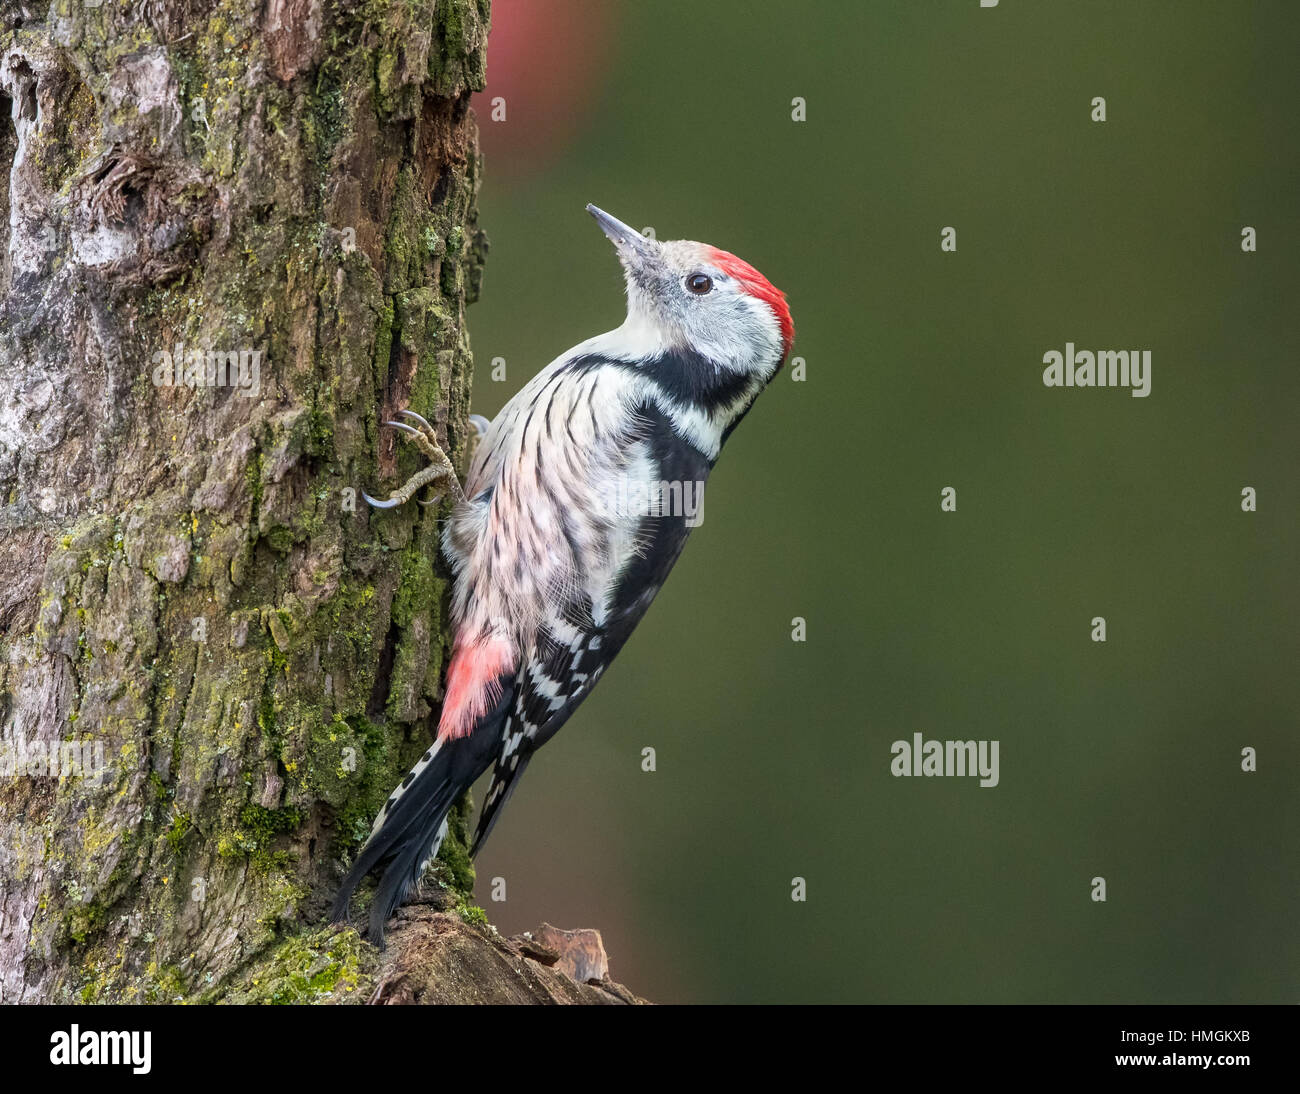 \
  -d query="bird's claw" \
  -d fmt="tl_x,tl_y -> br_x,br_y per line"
397,408 -> 438,435
362,490 -> 401,510
364,410 -> 465,511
